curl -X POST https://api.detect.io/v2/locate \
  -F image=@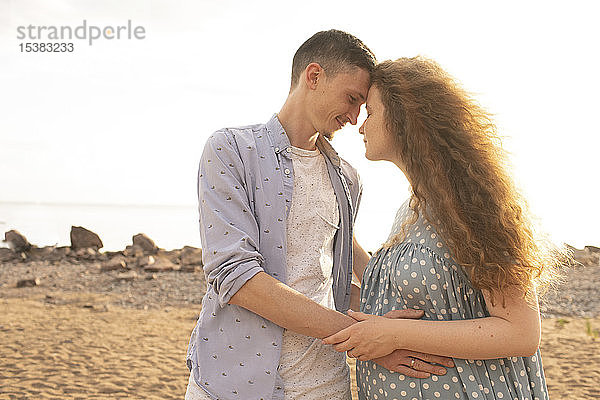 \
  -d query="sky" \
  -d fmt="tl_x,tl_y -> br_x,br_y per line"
1,0 -> 599,251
